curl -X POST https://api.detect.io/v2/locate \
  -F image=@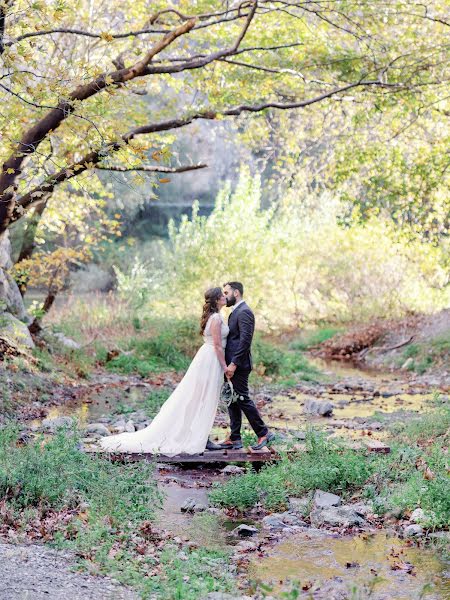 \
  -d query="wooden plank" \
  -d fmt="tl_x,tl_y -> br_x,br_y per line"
364,439 -> 391,454
89,448 -> 280,464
